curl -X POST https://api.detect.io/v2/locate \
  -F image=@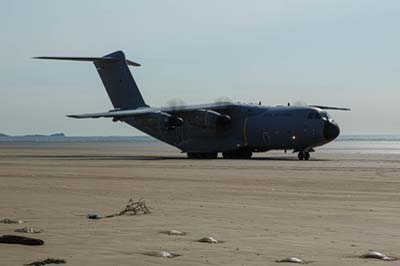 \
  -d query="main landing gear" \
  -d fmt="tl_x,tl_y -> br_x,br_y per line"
297,151 -> 310,161
186,150 -> 253,159
187,152 -> 218,159
222,150 -> 252,159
